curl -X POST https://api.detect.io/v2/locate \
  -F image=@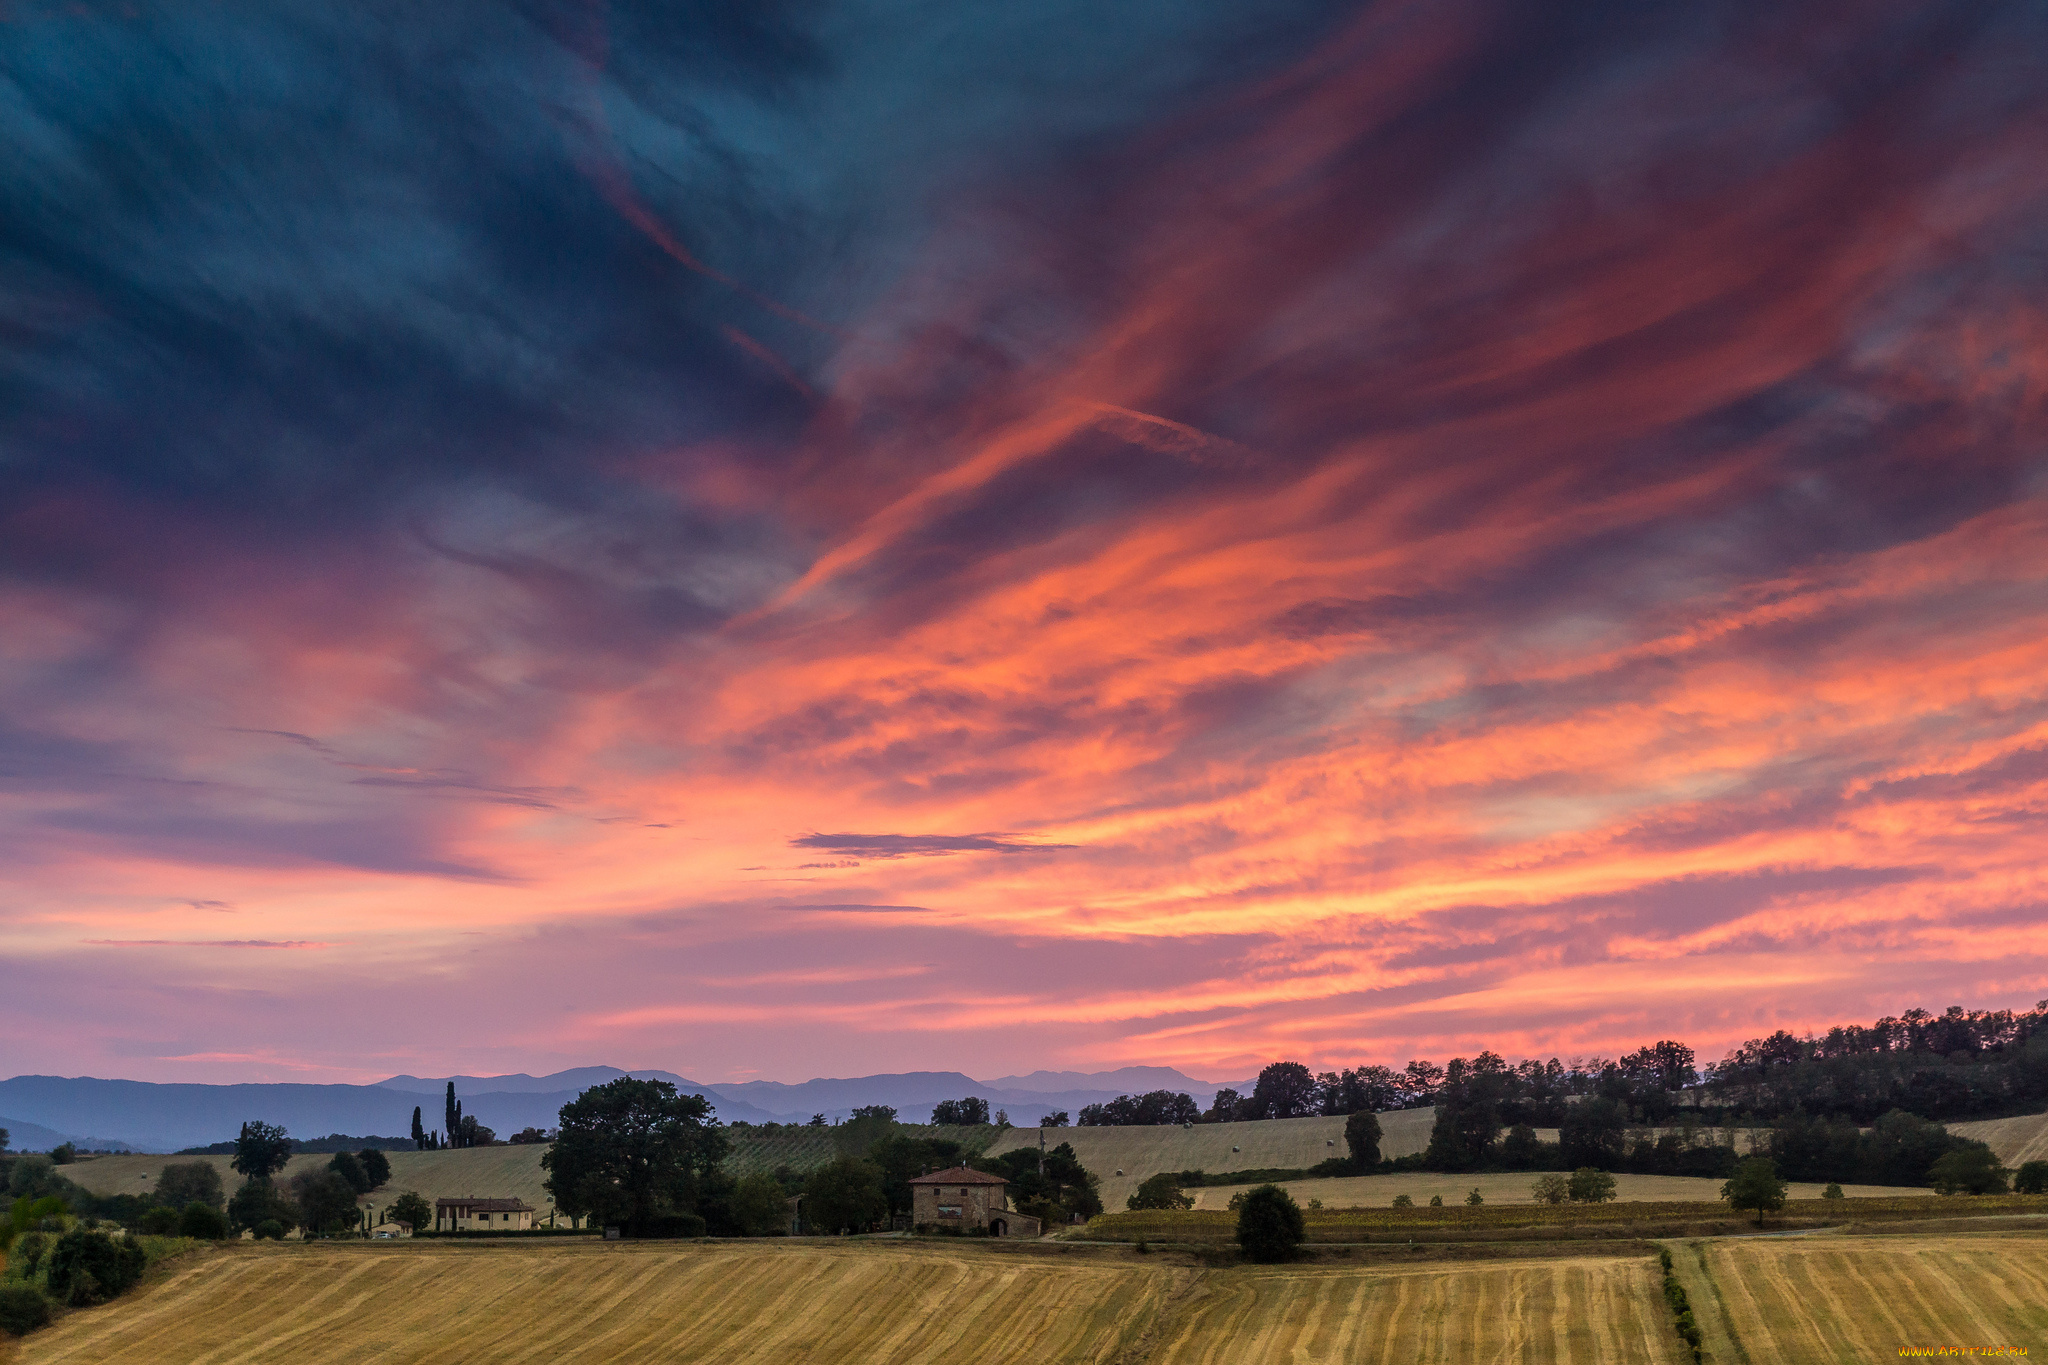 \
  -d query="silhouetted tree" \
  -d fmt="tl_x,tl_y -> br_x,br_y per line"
1344,1111 -> 1382,1168
1234,1185 -> 1304,1262
230,1122 -> 293,1181
542,1077 -> 726,1235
